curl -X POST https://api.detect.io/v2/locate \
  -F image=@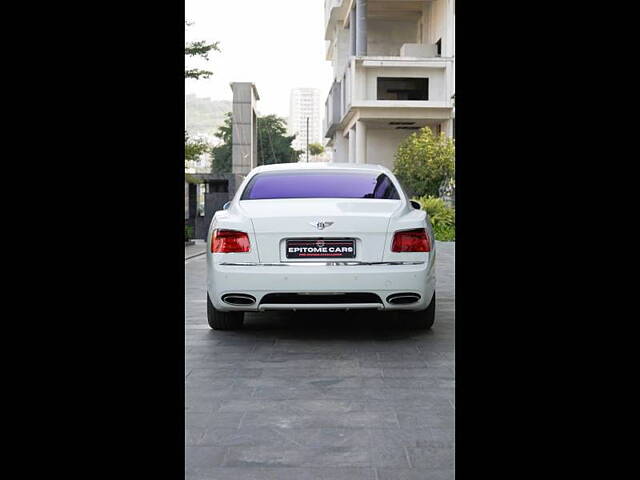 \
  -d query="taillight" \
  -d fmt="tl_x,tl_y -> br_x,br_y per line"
391,228 -> 431,252
211,229 -> 250,253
